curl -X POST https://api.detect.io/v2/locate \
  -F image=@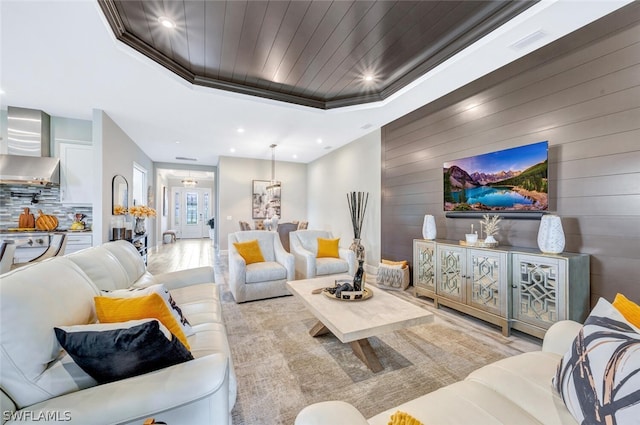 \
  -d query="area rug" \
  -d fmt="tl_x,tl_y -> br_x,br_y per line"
215,257 -> 540,425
